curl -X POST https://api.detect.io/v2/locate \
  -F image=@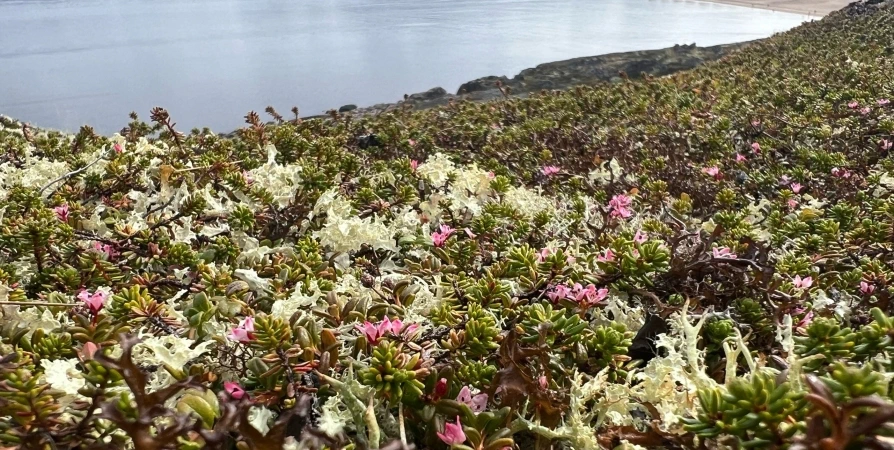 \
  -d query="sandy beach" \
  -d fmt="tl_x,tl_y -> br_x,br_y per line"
698,0 -> 854,16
